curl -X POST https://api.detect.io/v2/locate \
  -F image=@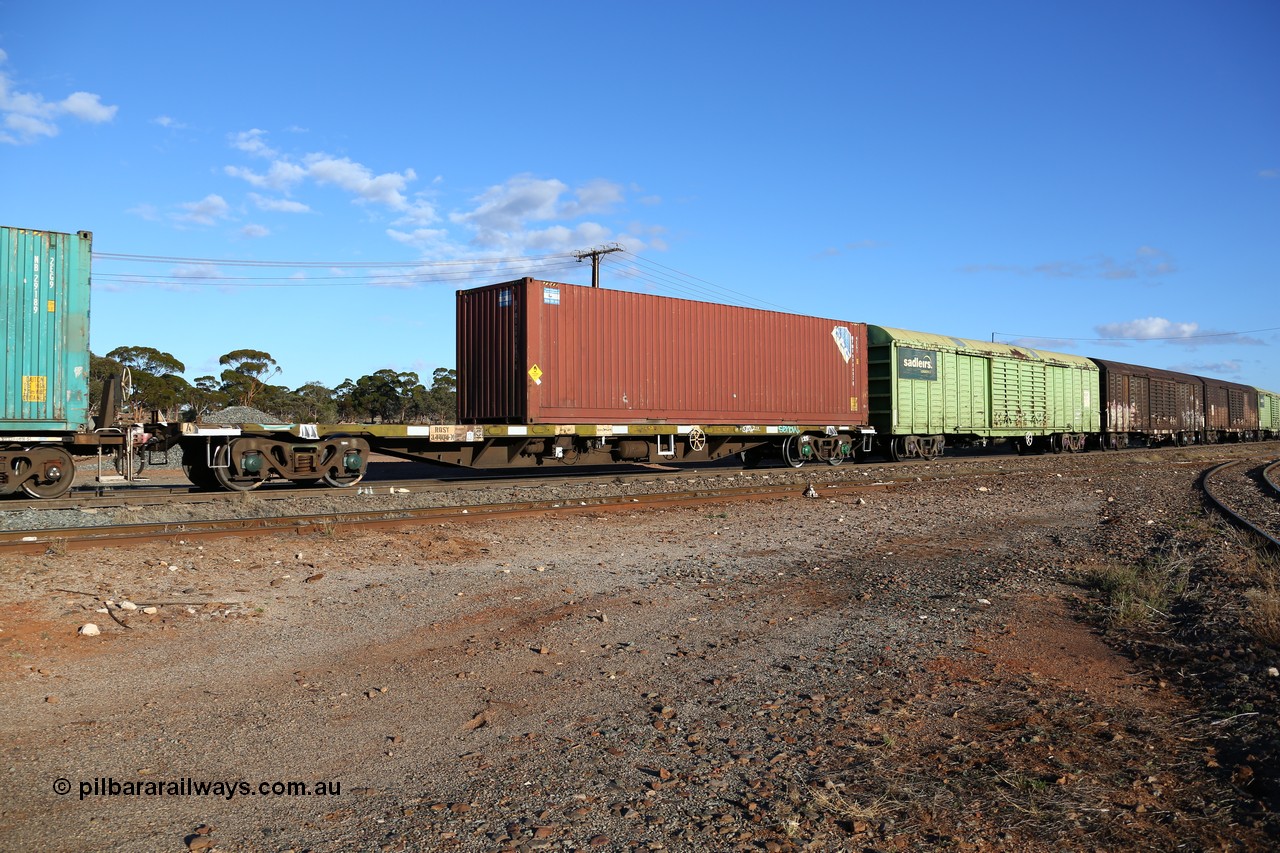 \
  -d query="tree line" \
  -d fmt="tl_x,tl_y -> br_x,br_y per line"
91,346 -> 457,425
